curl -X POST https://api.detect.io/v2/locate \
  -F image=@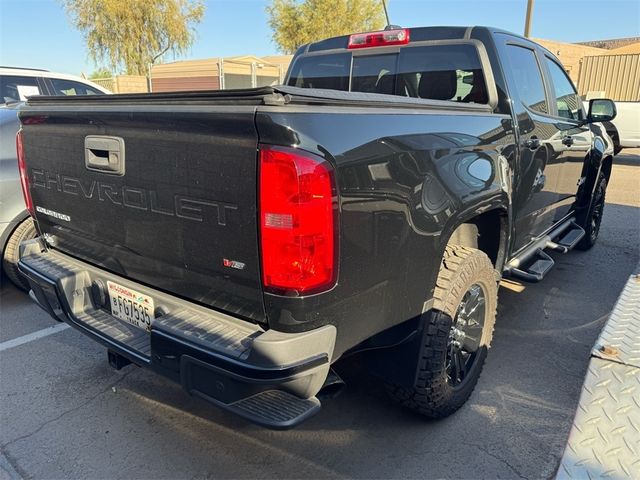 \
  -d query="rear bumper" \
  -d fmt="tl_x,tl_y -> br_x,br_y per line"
18,240 -> 336,429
